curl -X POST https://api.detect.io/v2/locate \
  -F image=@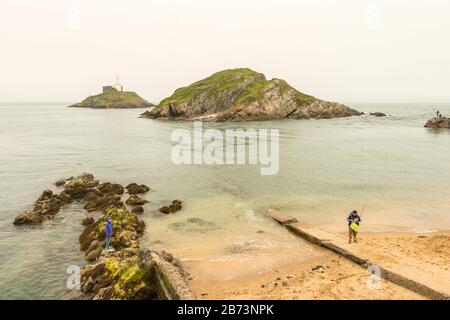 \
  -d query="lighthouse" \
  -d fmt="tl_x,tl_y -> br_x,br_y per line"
112,76 -> 123,92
